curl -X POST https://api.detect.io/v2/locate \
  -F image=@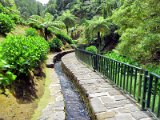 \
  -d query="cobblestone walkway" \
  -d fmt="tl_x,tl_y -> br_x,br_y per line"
62,53 -> 155,120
